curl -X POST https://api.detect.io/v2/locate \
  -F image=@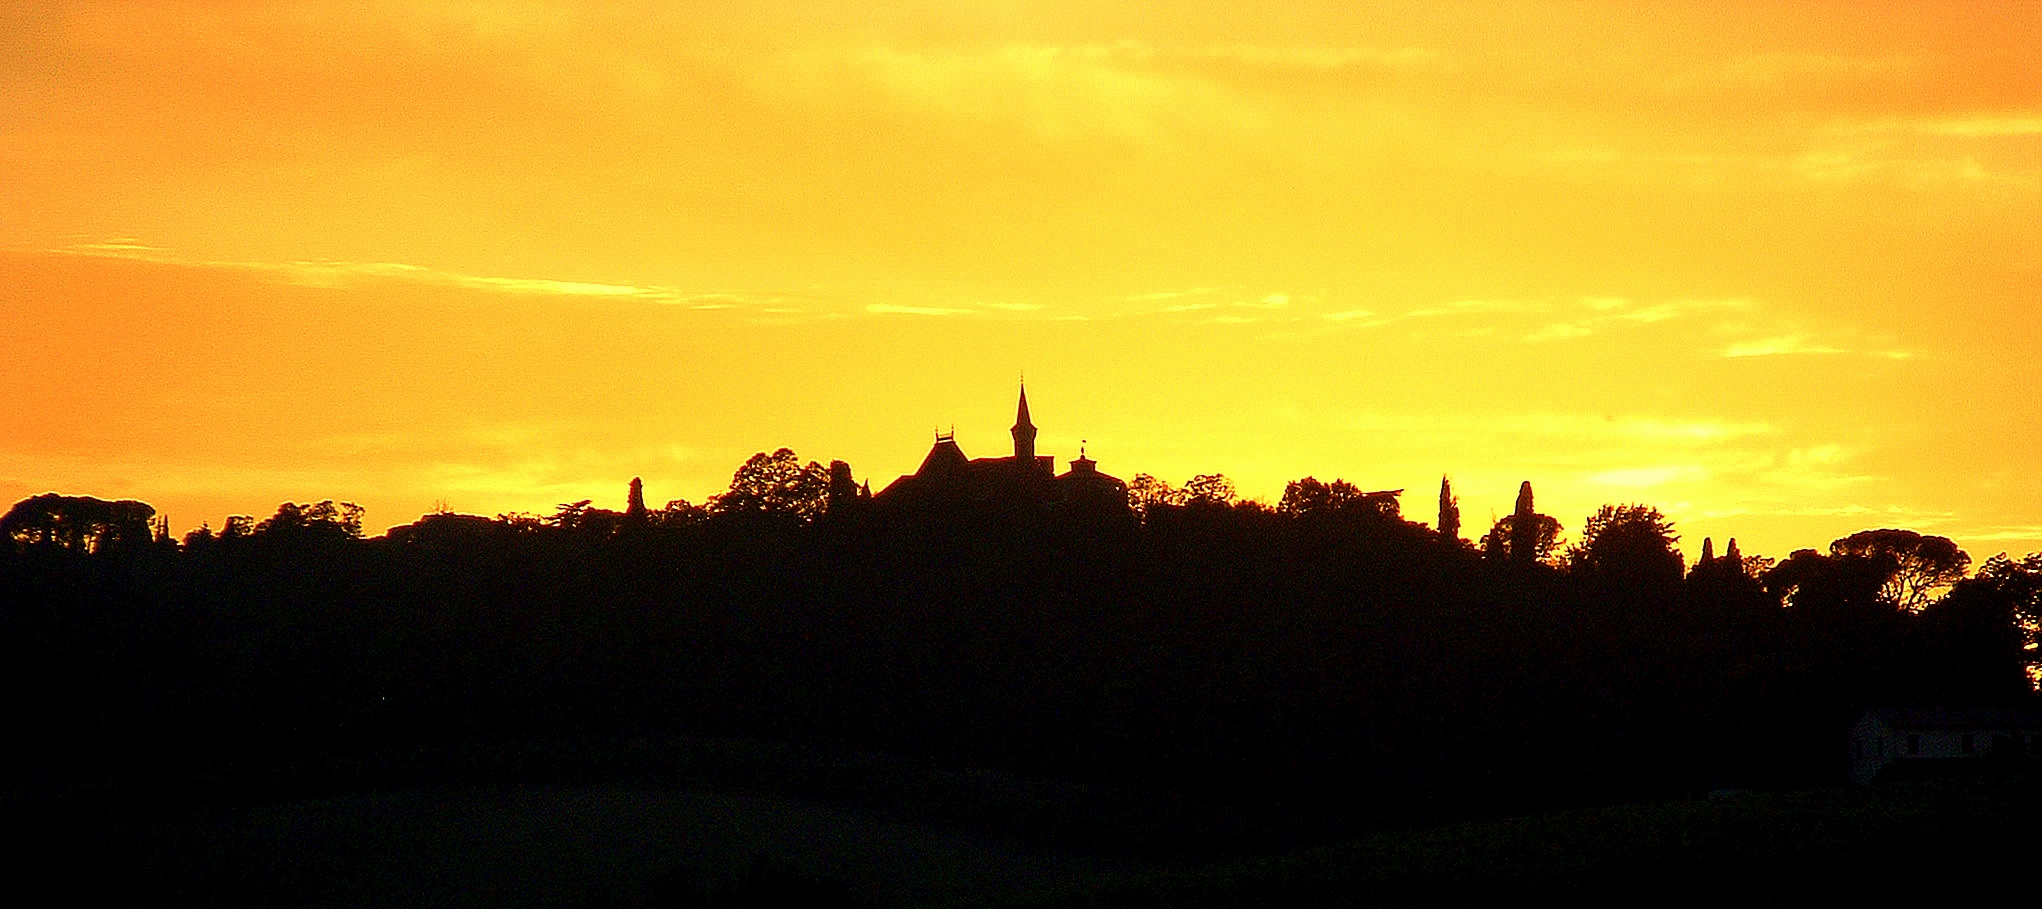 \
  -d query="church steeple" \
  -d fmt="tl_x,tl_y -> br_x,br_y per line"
1011,381 -> 1037,463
